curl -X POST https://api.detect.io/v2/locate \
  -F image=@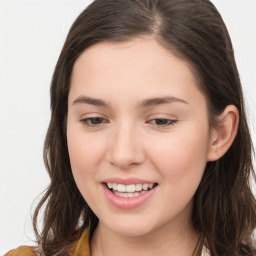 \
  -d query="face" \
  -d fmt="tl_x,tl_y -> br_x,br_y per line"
67,37 -> 212,238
